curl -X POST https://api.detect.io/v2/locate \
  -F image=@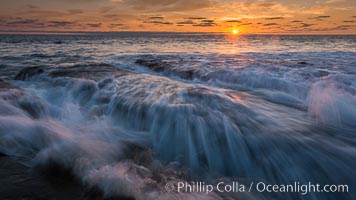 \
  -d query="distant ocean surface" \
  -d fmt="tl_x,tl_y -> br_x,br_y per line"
0,33 -> 356,200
